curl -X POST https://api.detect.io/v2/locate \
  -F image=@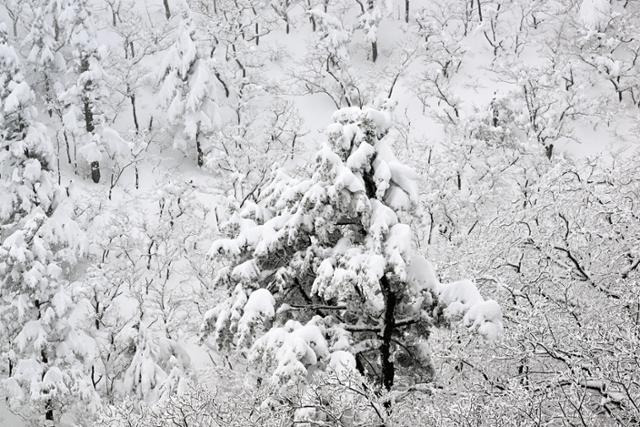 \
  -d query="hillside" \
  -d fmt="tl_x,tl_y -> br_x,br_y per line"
0,0 -> 639,425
